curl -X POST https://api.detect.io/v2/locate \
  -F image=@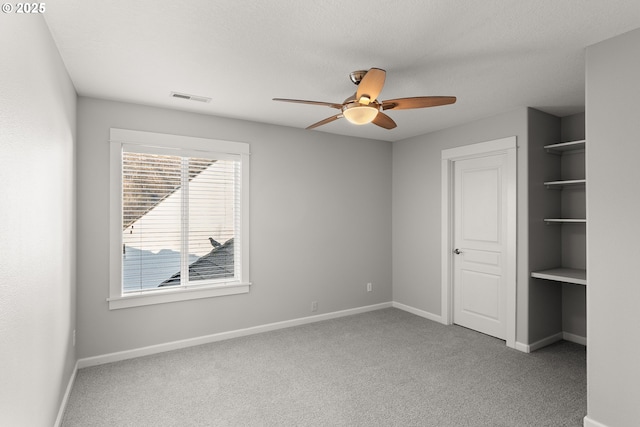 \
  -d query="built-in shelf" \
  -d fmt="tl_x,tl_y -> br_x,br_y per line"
544,218 -> 586,224
544,179 -> 586,189
531,134 -> 587,347
531,268 -> 587,286
544,139 -> 586,154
